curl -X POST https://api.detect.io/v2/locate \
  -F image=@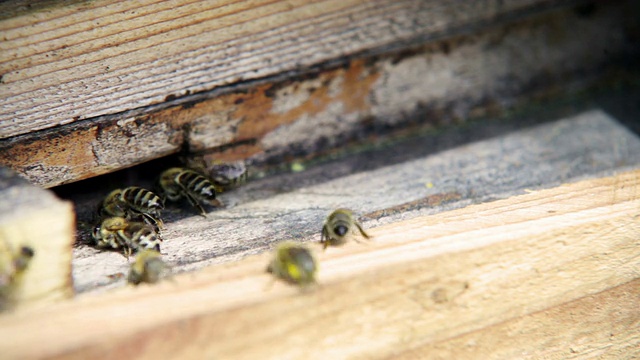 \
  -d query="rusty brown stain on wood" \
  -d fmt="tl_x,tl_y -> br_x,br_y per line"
0,59 -> 381,184
0,113 -> 188,185
341,60 -> 379,113
233,60 -> 380,153
179,59 -> 381,162
0,127 -> 97,179
363,192 -> 463,220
